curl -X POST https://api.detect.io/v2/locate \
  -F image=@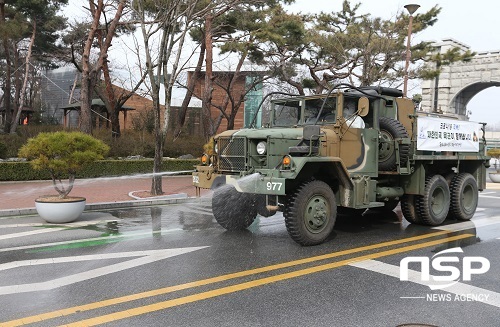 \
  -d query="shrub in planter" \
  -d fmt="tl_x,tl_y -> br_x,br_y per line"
19,131 -> 110,197
18,131 -> 110,223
